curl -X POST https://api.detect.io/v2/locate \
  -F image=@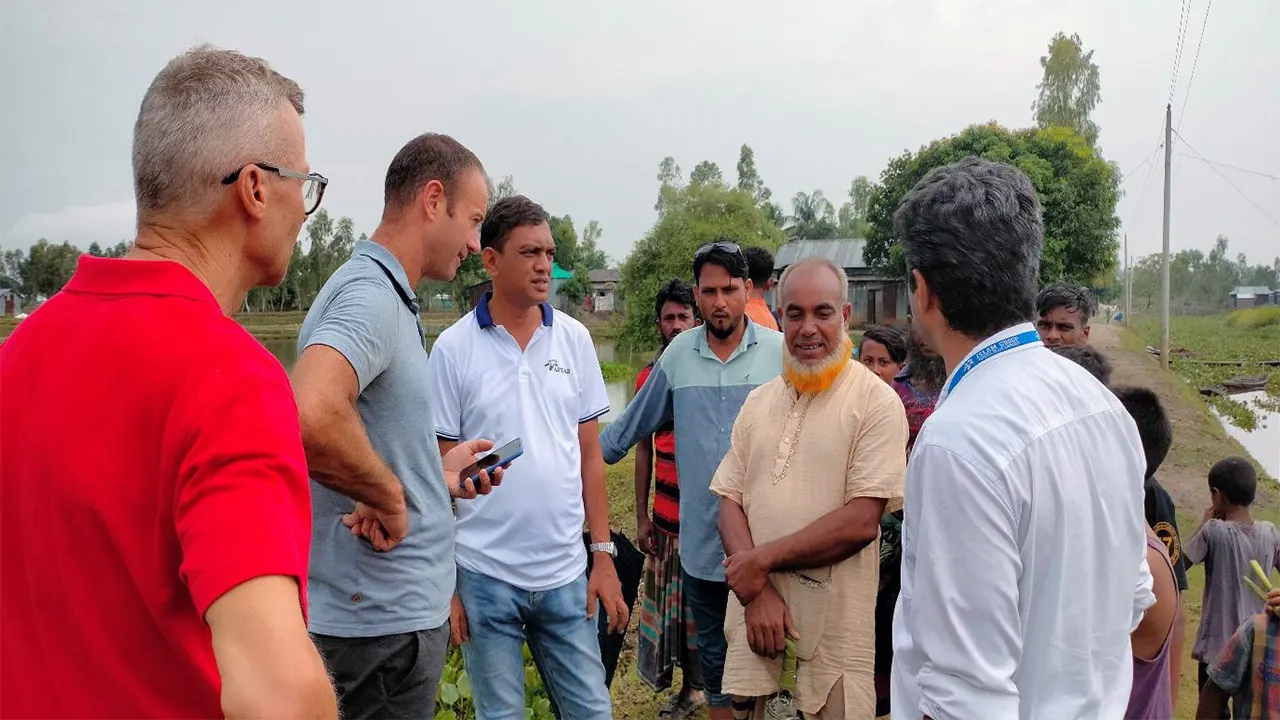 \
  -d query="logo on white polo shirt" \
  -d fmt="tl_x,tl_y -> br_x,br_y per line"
544,359 -> 572,375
